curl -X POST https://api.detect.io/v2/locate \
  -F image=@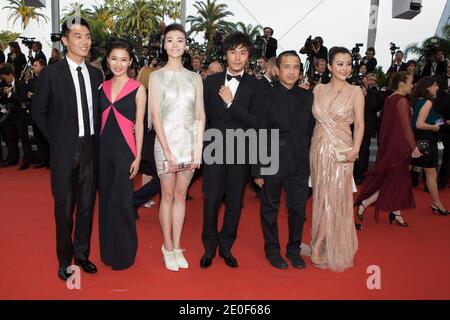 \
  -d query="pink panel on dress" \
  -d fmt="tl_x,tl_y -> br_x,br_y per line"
100,106 -> 112,135
113,107 -> 136,157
